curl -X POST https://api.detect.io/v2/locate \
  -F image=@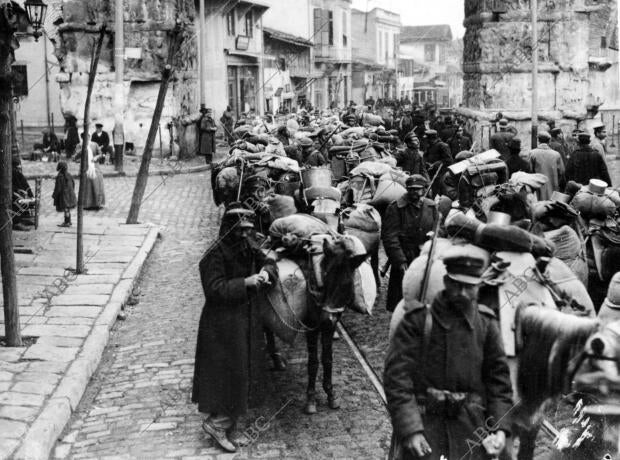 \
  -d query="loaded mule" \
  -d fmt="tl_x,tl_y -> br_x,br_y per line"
260,213 -> 376,414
